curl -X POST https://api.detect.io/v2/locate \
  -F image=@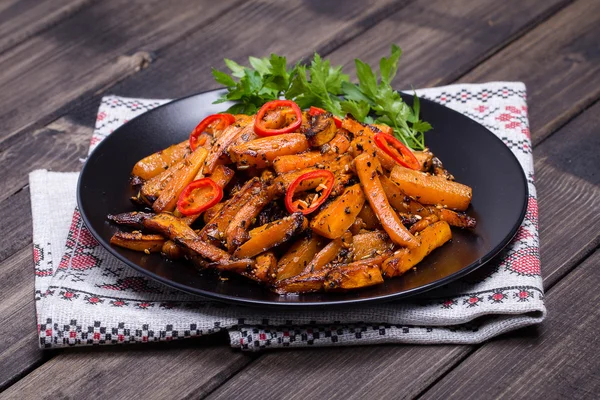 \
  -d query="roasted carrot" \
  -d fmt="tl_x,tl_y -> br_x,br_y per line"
354,153 -> 419,248
381,221 -> 452,278
390,166 -> 472,211
229,133 -> 309,169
